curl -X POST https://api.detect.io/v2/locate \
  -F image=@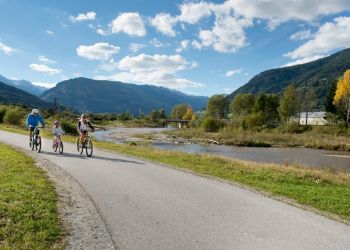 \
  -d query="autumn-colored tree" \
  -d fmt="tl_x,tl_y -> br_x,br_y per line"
334,69 -> 350,124
182,107 -> 194,120
171,104 -> 189,119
